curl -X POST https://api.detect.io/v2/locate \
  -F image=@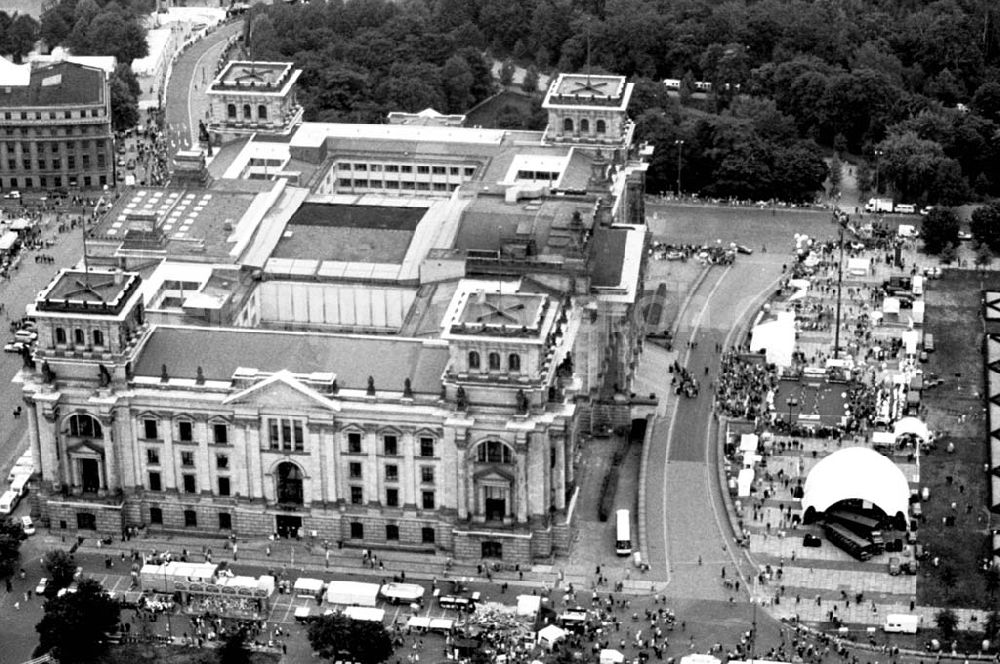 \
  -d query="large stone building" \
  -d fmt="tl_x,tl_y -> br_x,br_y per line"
0,59 -> 114,193
17,66 -> 653,562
